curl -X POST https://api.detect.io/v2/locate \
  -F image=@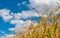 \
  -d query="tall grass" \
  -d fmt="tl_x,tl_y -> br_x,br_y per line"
13,3 -> 60,38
